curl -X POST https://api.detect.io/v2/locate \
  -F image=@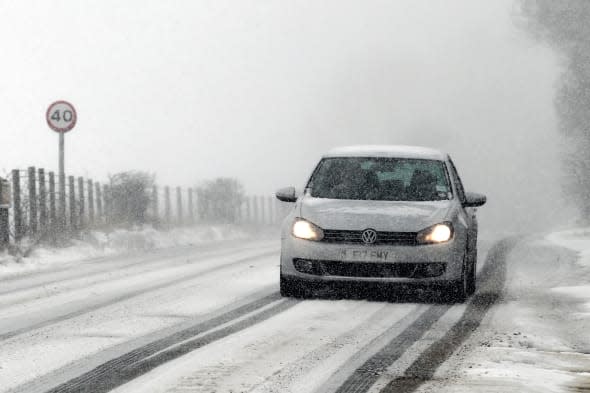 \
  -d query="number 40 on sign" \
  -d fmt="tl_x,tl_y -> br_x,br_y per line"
46,101 -> 77,133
